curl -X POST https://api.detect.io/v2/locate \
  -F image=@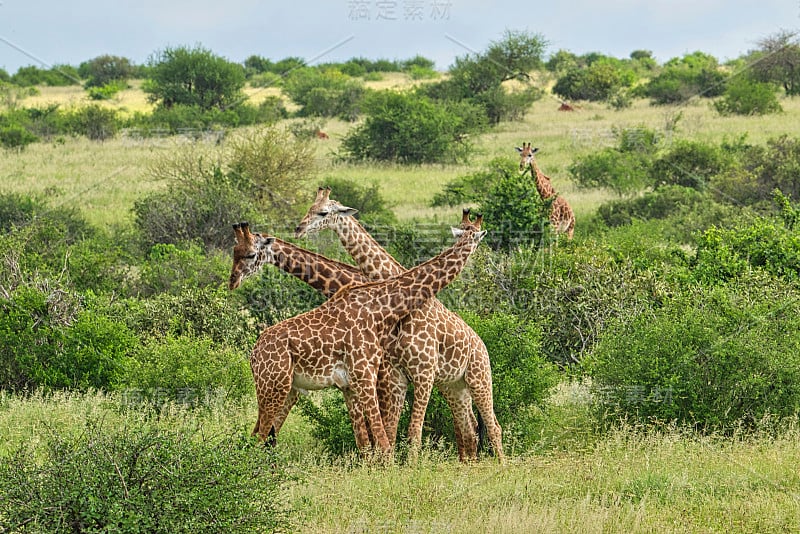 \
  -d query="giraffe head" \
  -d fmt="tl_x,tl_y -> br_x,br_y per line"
452,208 -> 487,242
294,186 -> 359,238
515,142 -> 539,172
229,222 -> 275,290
